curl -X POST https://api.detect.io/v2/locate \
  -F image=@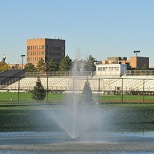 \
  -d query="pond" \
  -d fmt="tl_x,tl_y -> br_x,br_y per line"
0,103 -> 153,153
